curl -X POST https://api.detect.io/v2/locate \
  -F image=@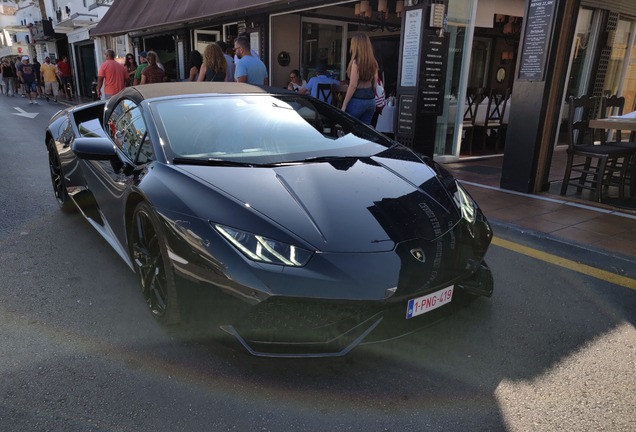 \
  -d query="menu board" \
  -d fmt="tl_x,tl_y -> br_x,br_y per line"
397,95 -> 417,136
400,9 -> 423,87
518,0 -> 556,81
418,32 -> 448,115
